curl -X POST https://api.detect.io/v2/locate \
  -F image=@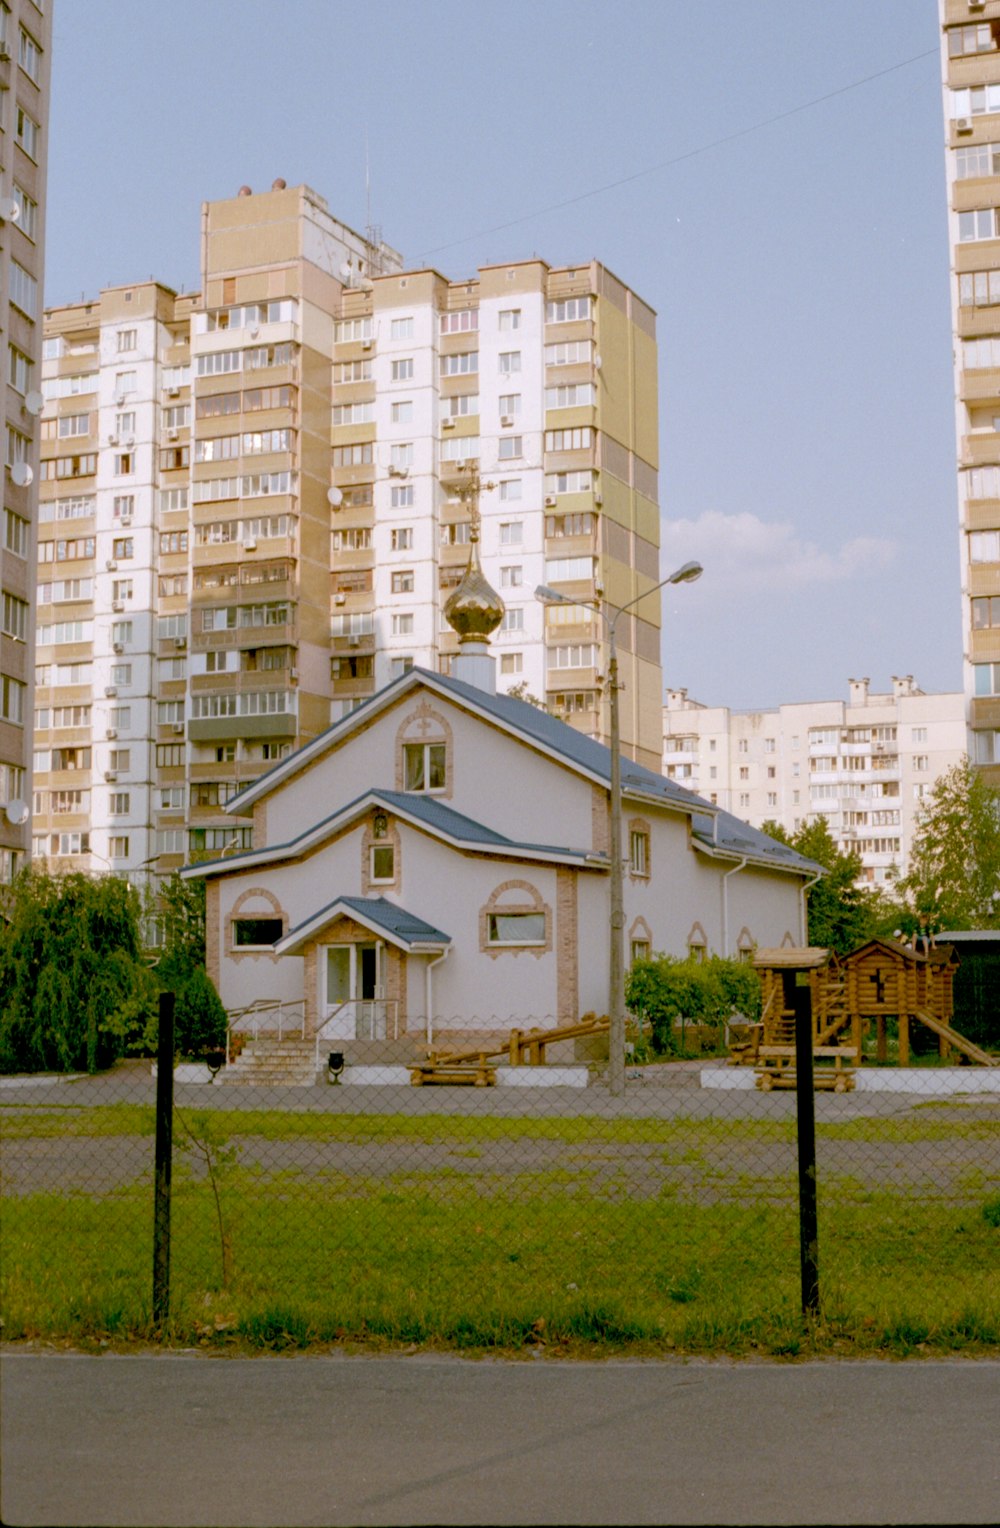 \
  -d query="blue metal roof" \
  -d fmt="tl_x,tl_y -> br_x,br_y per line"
371,789 -> 597,861
278,894 -> 450,952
